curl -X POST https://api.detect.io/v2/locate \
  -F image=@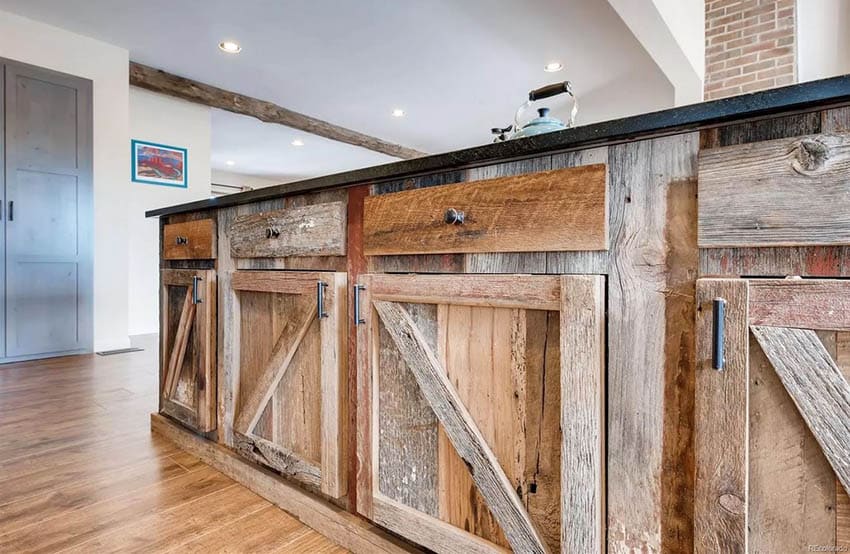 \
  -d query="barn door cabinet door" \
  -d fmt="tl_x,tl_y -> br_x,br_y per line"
694,278 -> 850,554
160,269 -> 217,433
355,273 -> 606,554
228,270 -> 347,498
